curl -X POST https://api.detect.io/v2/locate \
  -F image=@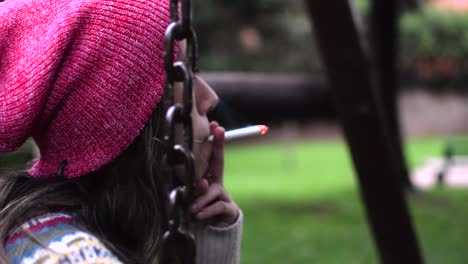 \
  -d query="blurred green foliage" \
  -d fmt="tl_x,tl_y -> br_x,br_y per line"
0,140 -> 33,170
401,8 -> 468,61
193,0 -> 323,76
193,0 -> 468,91
400,7 -> 468,90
